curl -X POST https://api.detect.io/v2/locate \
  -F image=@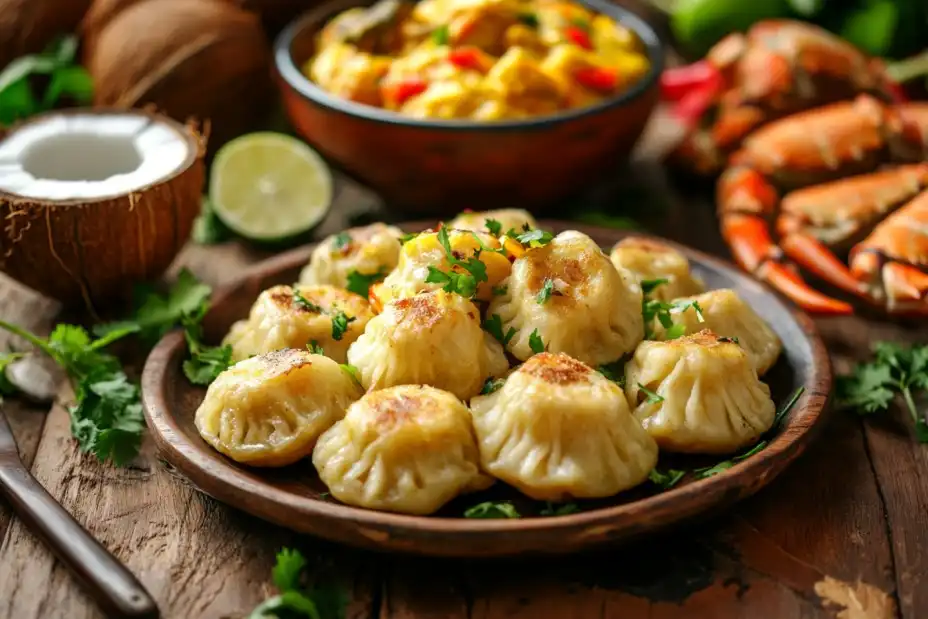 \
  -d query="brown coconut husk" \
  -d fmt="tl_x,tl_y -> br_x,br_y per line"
0,108 -> 206,312
0,0 -> 94,69
83,0 -> 273,154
